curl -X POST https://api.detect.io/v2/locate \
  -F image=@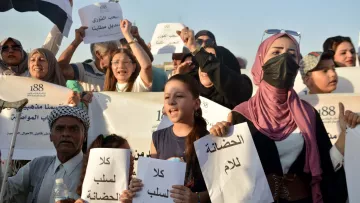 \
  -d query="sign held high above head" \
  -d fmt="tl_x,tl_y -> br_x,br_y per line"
150,23 -> 186,55
78,2 -> 124,44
